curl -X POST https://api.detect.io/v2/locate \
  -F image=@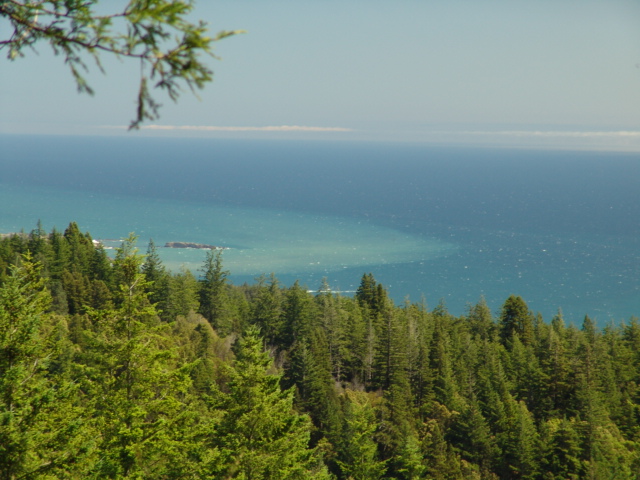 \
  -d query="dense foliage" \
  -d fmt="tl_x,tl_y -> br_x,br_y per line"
1,223 -> 639,479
